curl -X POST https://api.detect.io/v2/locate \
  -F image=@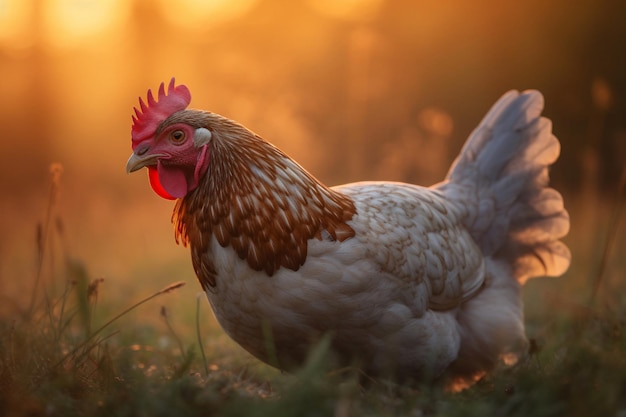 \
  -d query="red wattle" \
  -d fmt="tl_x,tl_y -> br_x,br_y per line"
148,167 -> 176,200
